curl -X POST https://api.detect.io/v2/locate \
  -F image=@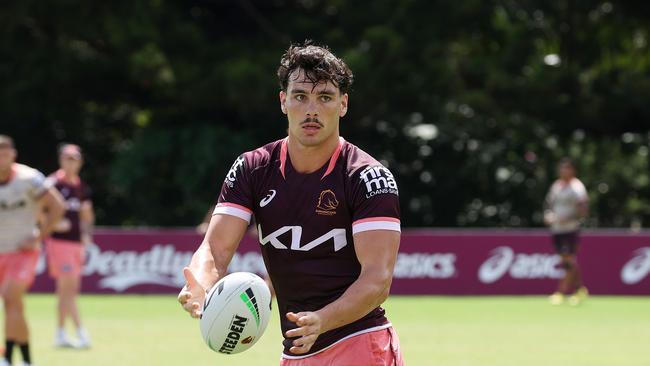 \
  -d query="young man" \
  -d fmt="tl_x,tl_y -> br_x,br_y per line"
179,43 -> 404,365
46,144 -> 94,348
544,158 -> 589,306
0,135 -> 65,366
